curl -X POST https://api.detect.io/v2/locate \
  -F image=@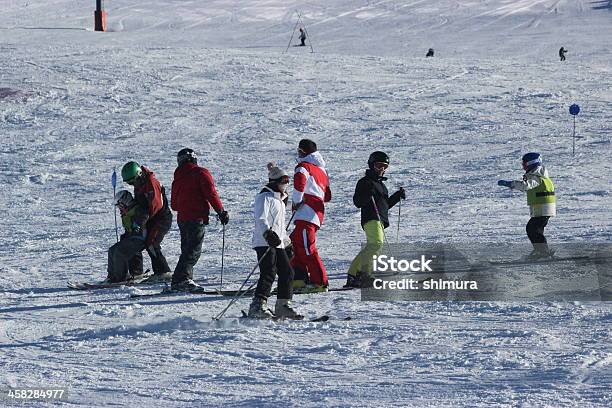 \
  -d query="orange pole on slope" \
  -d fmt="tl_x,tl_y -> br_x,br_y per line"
94,0 -> 107,32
